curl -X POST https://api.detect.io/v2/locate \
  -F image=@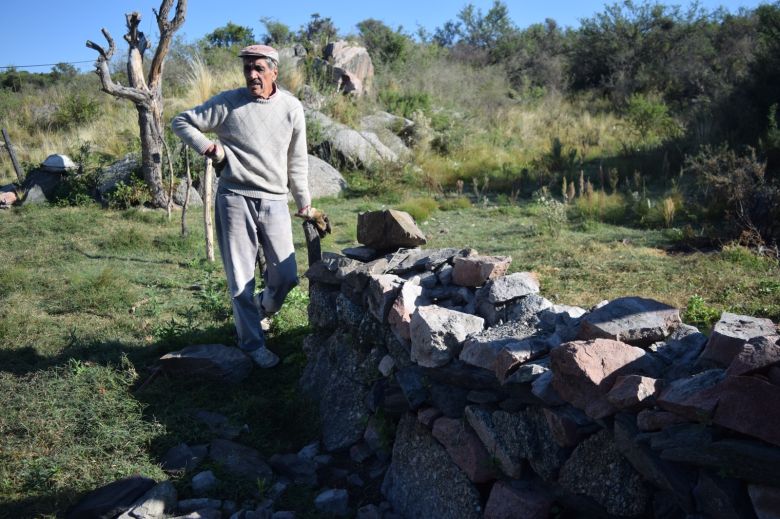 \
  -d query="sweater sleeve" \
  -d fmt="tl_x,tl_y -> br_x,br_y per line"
171,93 -> 228,155
287,103 -> 311,210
